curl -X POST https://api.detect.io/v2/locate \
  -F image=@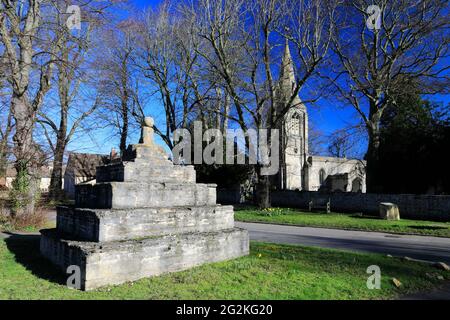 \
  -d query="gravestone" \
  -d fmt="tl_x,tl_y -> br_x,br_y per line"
379,202 -> 400,220
40,117 -> 249,290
